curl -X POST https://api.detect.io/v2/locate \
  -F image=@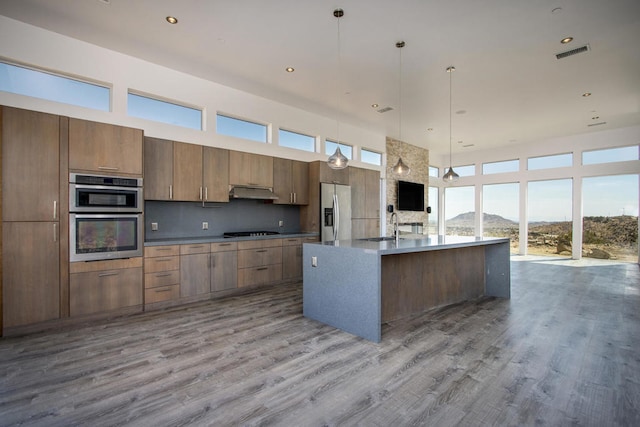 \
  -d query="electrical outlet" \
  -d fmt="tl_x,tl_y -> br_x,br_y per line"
151,222 -> 158,231
202,222 -> 208,230
279,220 -> 284,227
311,256 -> 318,267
